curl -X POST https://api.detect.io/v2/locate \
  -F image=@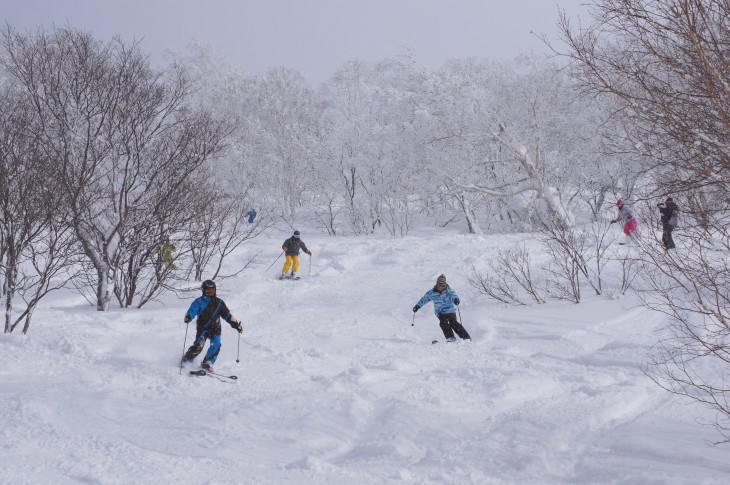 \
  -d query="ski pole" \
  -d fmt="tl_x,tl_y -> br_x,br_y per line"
308,253 -> 312,275
457,305 -> 463,325
179,322 -> 190,375
266,251 -> 284,272
411,312 -> 415,327
236,330 -> 241,363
